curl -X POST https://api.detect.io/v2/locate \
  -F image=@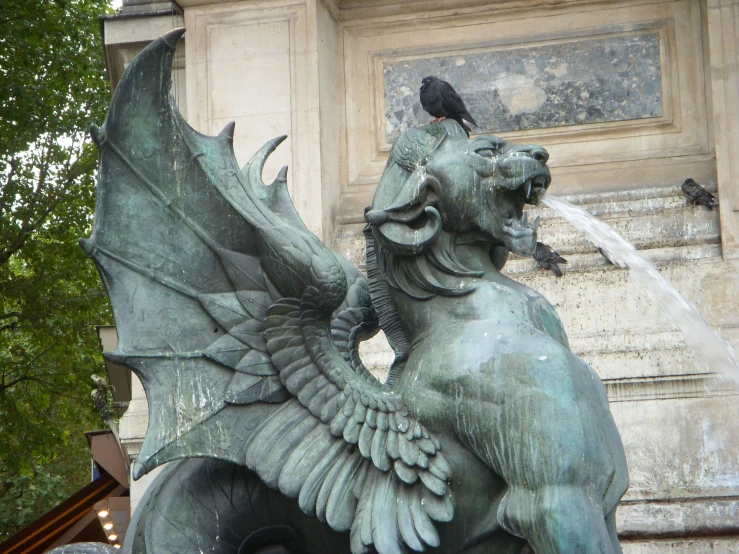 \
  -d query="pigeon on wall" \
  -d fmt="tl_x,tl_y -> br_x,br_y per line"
420,76 -> 478,136
534,242 -> 568,277
681,178 -> 717,210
